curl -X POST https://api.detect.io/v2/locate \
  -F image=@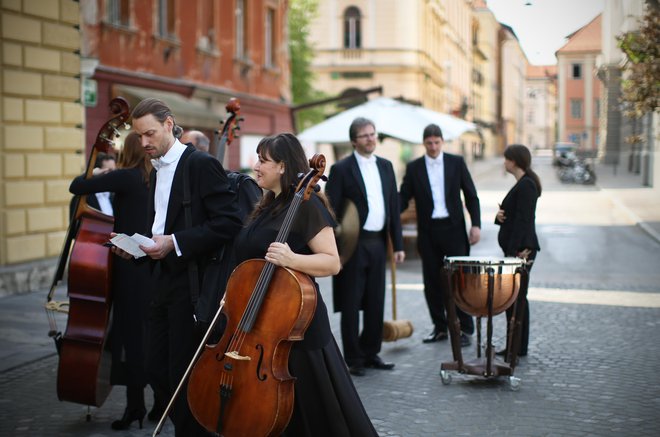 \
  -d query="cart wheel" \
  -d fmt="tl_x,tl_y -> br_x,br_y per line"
440,370 -> 452,385
508,376 -> 521,391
